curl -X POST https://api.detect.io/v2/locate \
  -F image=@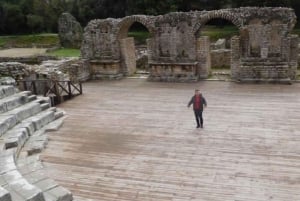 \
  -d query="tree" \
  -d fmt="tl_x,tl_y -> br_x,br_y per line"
26,14 -> 44,33
2,3 -> 25,34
